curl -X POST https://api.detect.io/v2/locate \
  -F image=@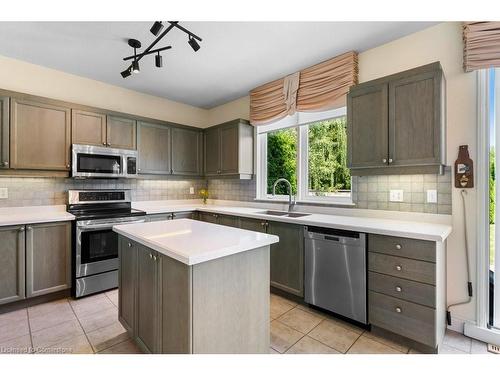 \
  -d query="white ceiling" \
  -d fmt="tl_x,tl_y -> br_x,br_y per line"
0,22 -> 436,108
